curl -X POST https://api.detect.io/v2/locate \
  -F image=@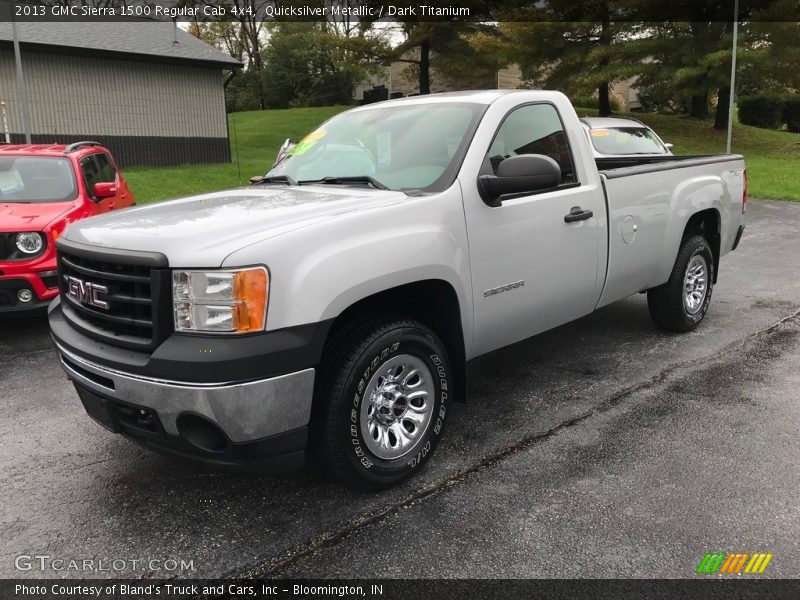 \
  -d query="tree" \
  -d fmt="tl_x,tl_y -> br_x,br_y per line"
636,18 -> 732,124
260,21 -> 385,108
470,1 -> 647,116
390,21 -> 501,95
634,1 -> 797,129
189,0 -> 271,108
186,21 -> 246,63
737,2 -> 800,96
379,0 -> 499,95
